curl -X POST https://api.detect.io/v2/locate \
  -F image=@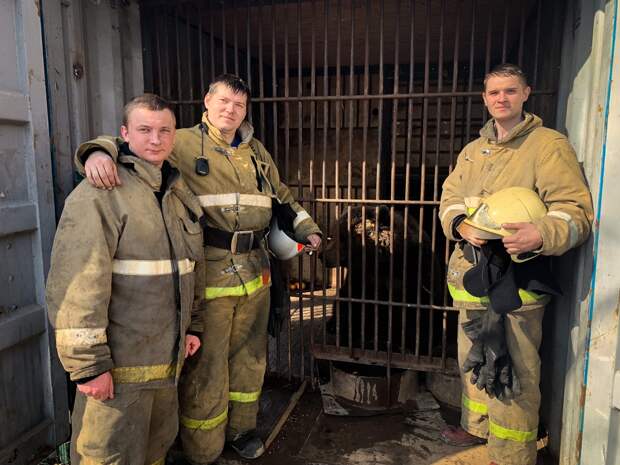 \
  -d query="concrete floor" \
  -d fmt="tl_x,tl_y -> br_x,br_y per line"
217,388 -> 555,465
